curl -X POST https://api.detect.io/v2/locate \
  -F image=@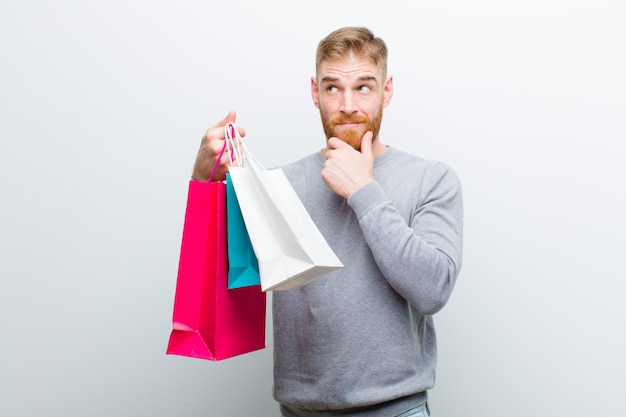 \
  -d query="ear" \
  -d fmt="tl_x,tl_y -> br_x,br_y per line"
311,76 -> 320,109
382,75 -> 394,108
